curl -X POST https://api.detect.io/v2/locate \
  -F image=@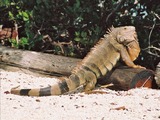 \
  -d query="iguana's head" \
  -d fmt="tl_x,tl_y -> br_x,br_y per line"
111,26 -> 140,61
